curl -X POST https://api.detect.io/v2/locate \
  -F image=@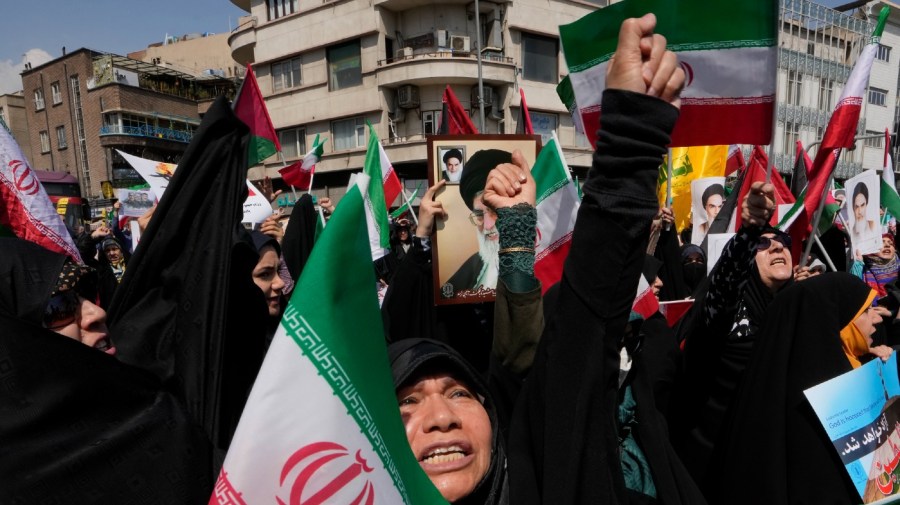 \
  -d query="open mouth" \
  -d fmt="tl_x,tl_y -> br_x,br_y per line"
421,445 -> 468,465
770,257 -> 787,266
